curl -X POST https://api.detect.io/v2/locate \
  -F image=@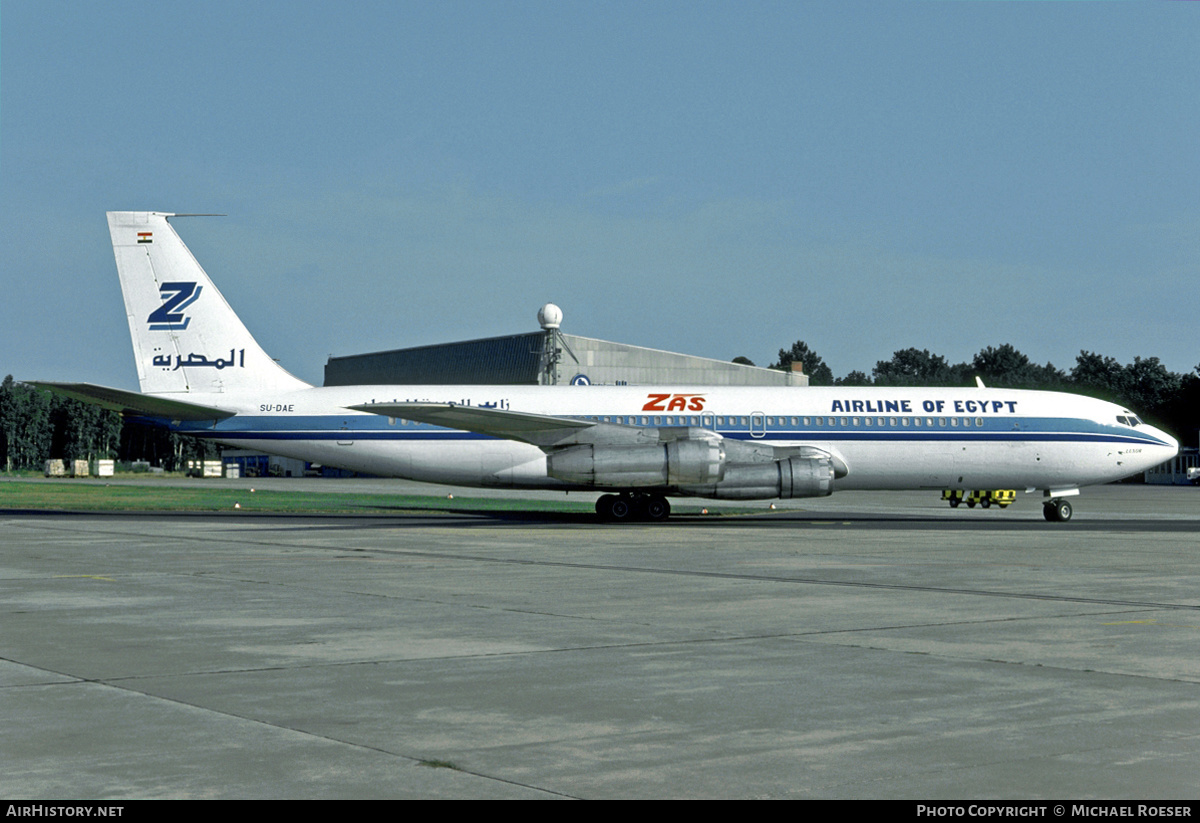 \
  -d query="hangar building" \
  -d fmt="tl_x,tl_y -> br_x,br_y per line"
324,306 -> 808,388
